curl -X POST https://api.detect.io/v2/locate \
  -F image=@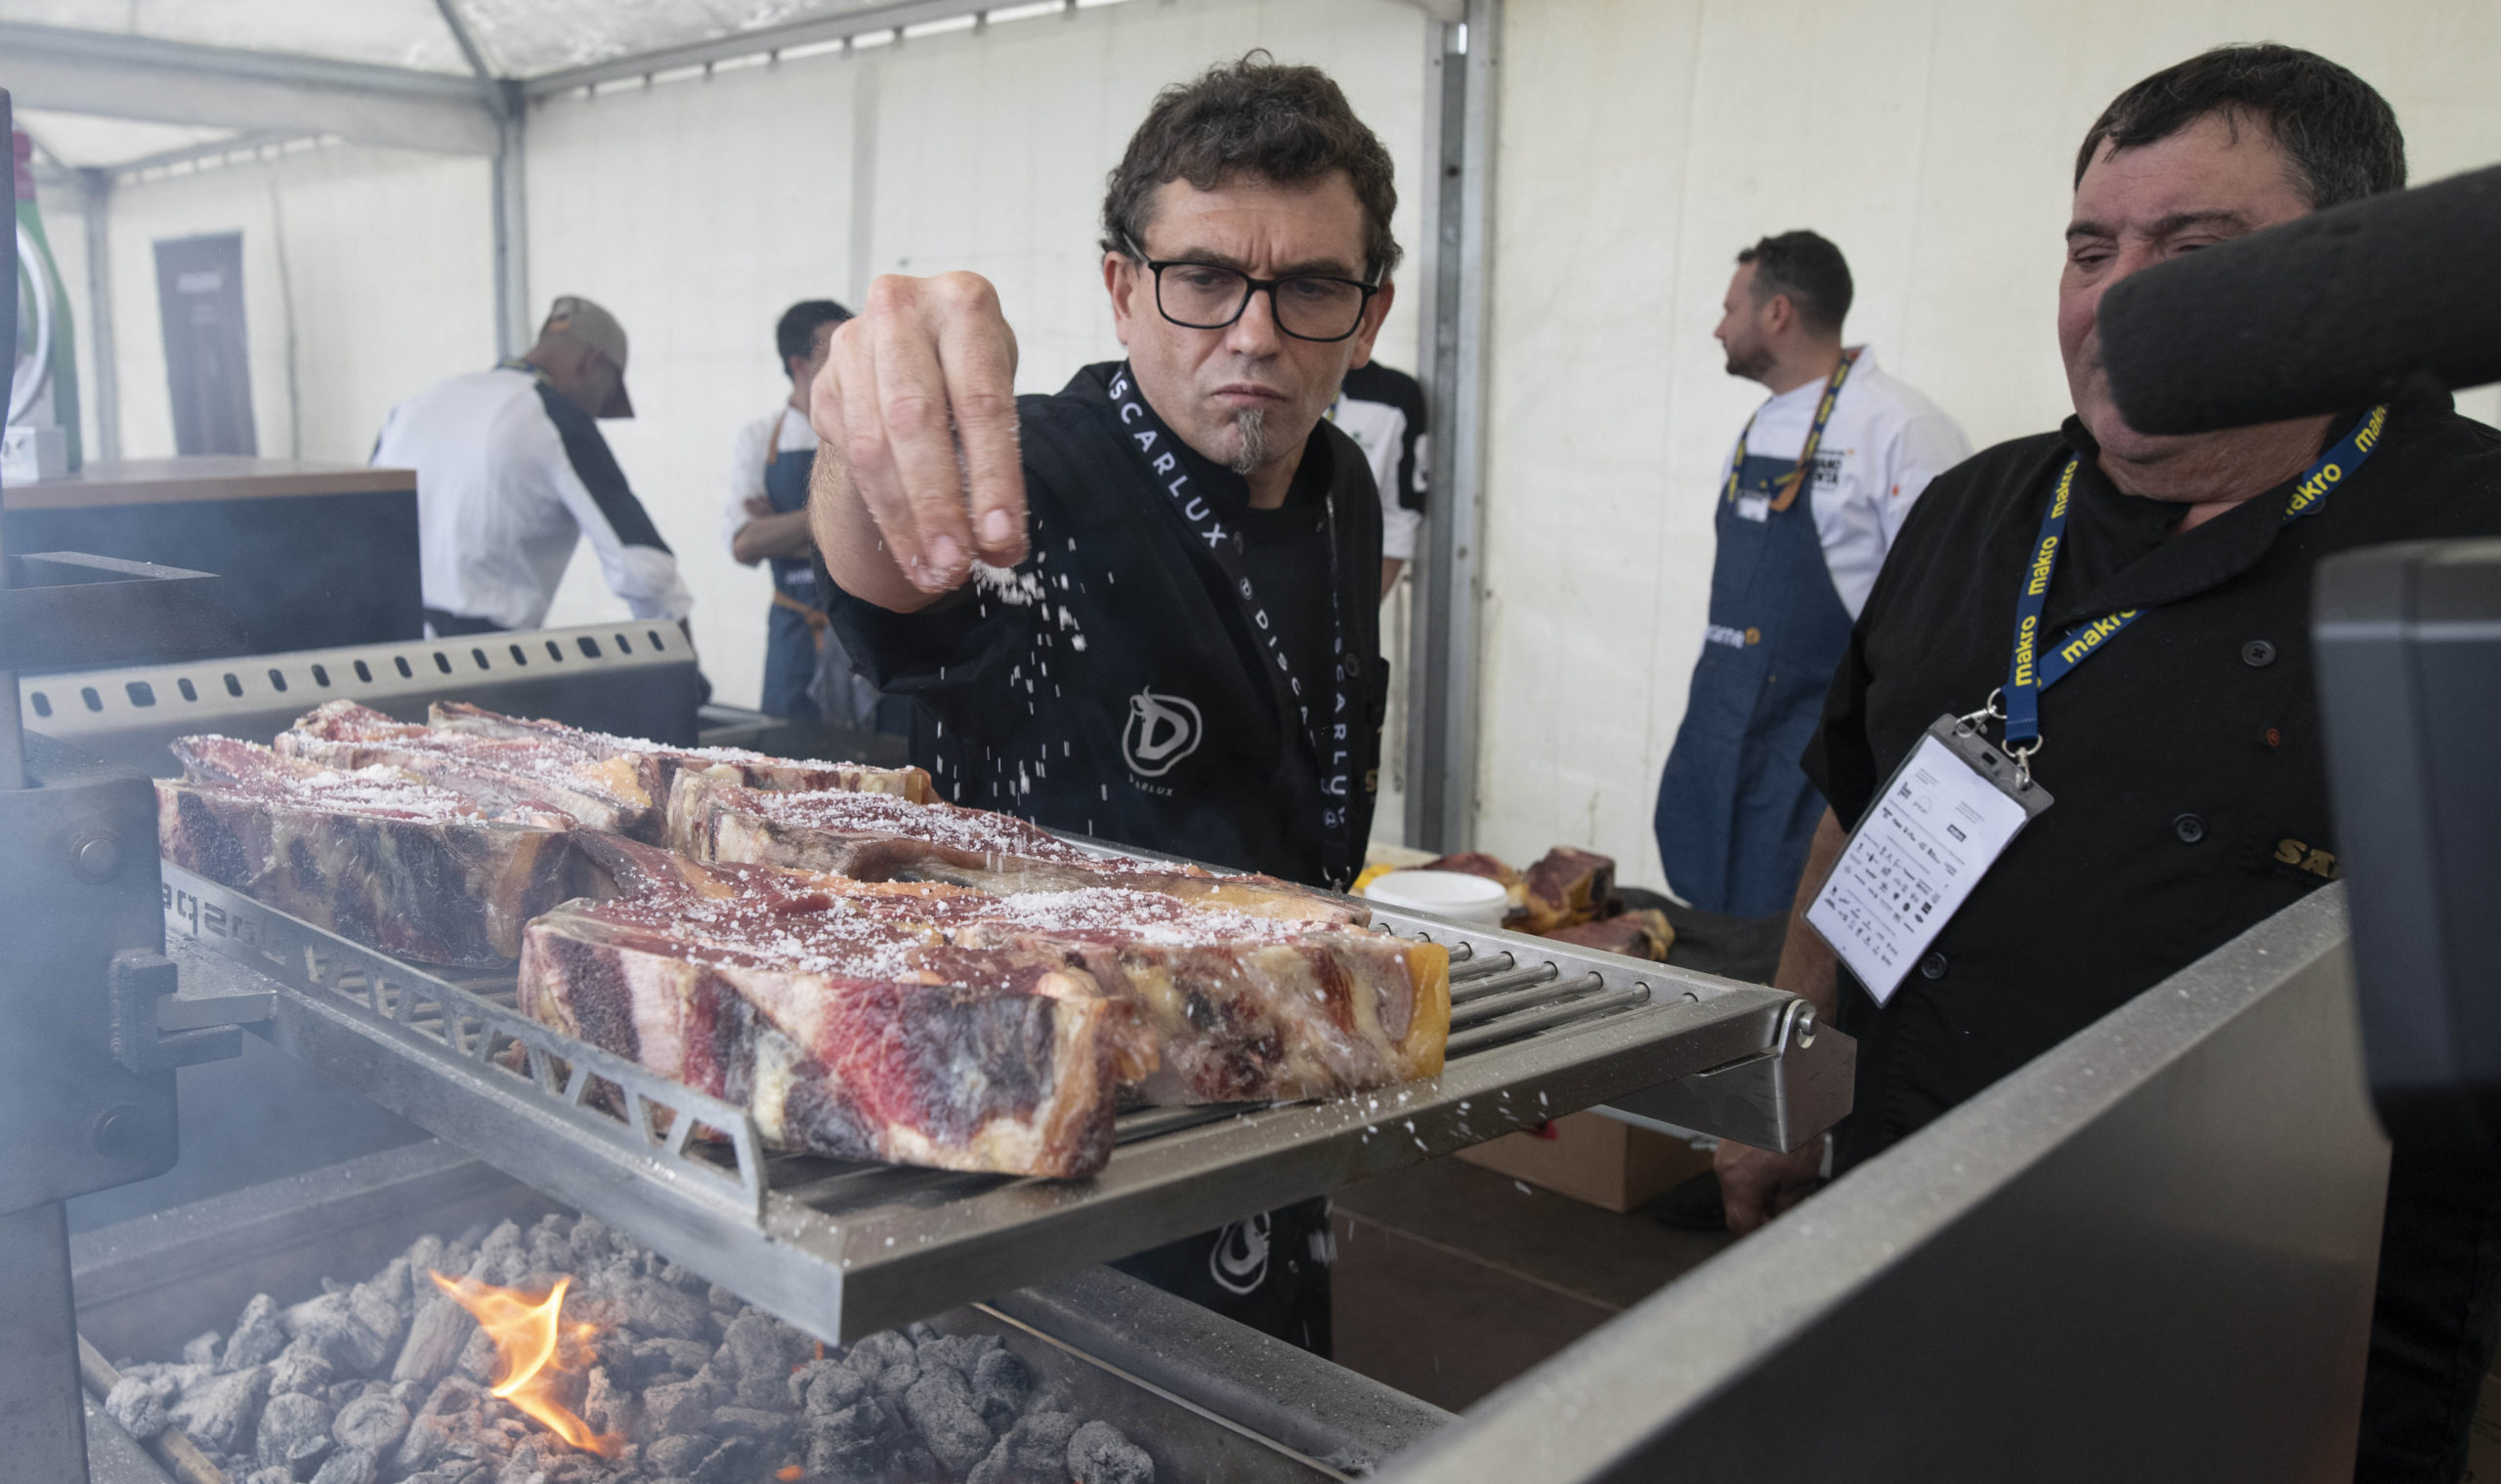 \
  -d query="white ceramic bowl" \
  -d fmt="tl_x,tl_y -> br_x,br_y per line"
1360,869 -> 1509,926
